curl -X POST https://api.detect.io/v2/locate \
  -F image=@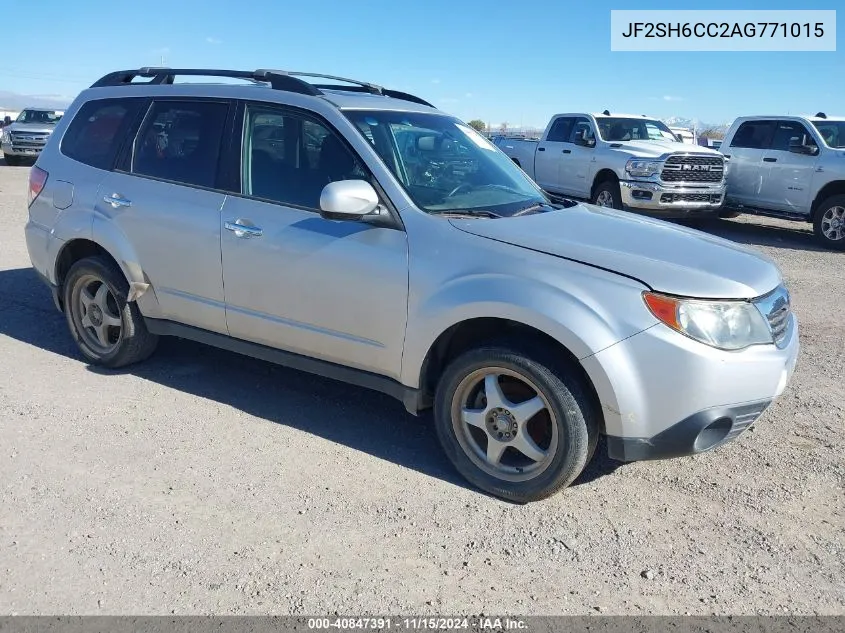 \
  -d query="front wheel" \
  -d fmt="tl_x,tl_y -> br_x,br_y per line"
592,179 -> 622,210
433,343 -> 598,503
813,195 -> 845,250
63,256 -> 159,367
